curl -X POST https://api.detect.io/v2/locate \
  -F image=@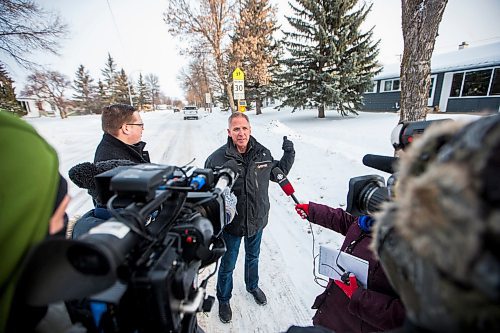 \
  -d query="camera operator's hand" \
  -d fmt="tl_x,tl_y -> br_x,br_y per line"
295,203 -> 309,219
282,136 -> 294,153
334,273 -> 359,299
